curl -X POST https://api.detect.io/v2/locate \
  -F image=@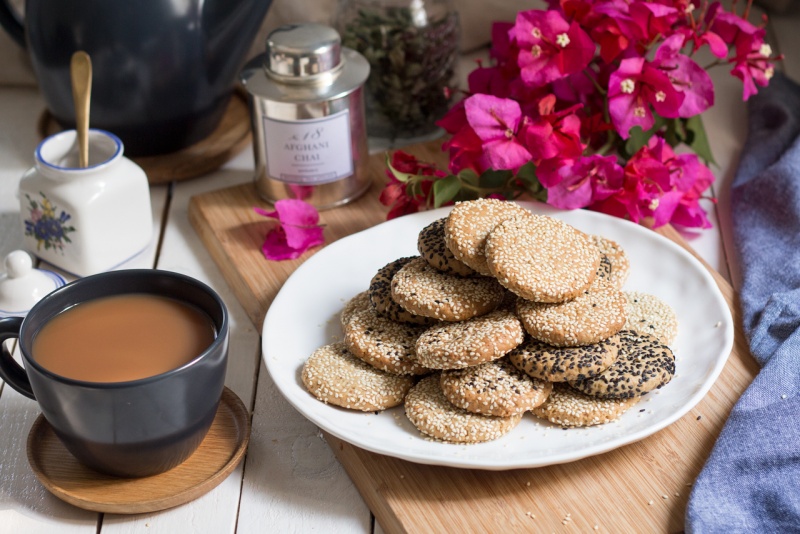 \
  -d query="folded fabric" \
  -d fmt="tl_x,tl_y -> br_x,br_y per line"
686,72 -> 800,532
